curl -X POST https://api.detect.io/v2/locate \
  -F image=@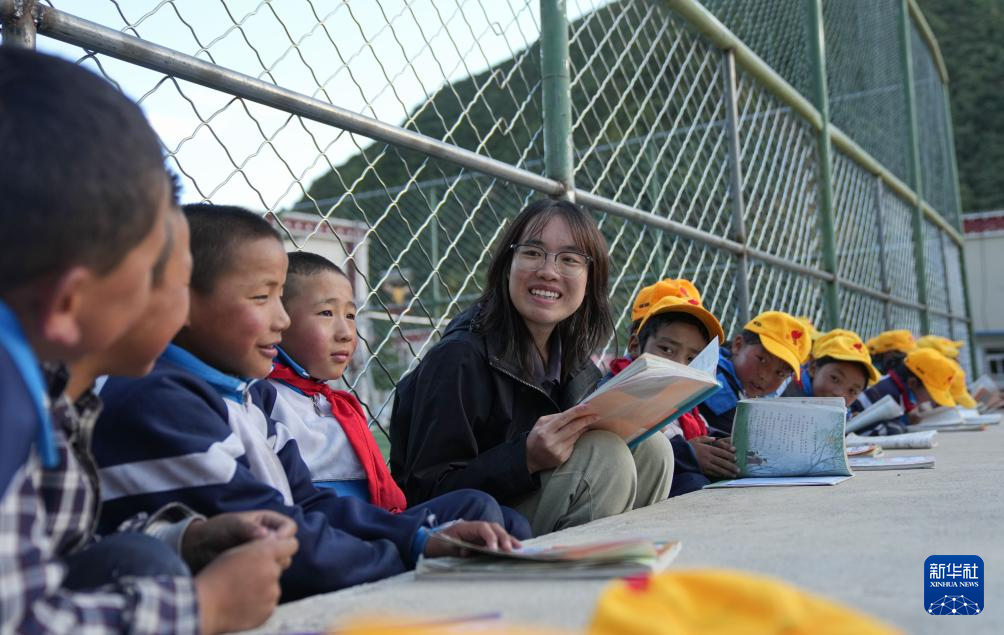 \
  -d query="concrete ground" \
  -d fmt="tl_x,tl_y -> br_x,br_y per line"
248,425 -> 1002,635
